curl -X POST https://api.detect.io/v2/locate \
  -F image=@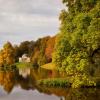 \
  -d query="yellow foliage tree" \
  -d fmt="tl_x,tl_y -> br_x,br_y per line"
0,42 -> 15,67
